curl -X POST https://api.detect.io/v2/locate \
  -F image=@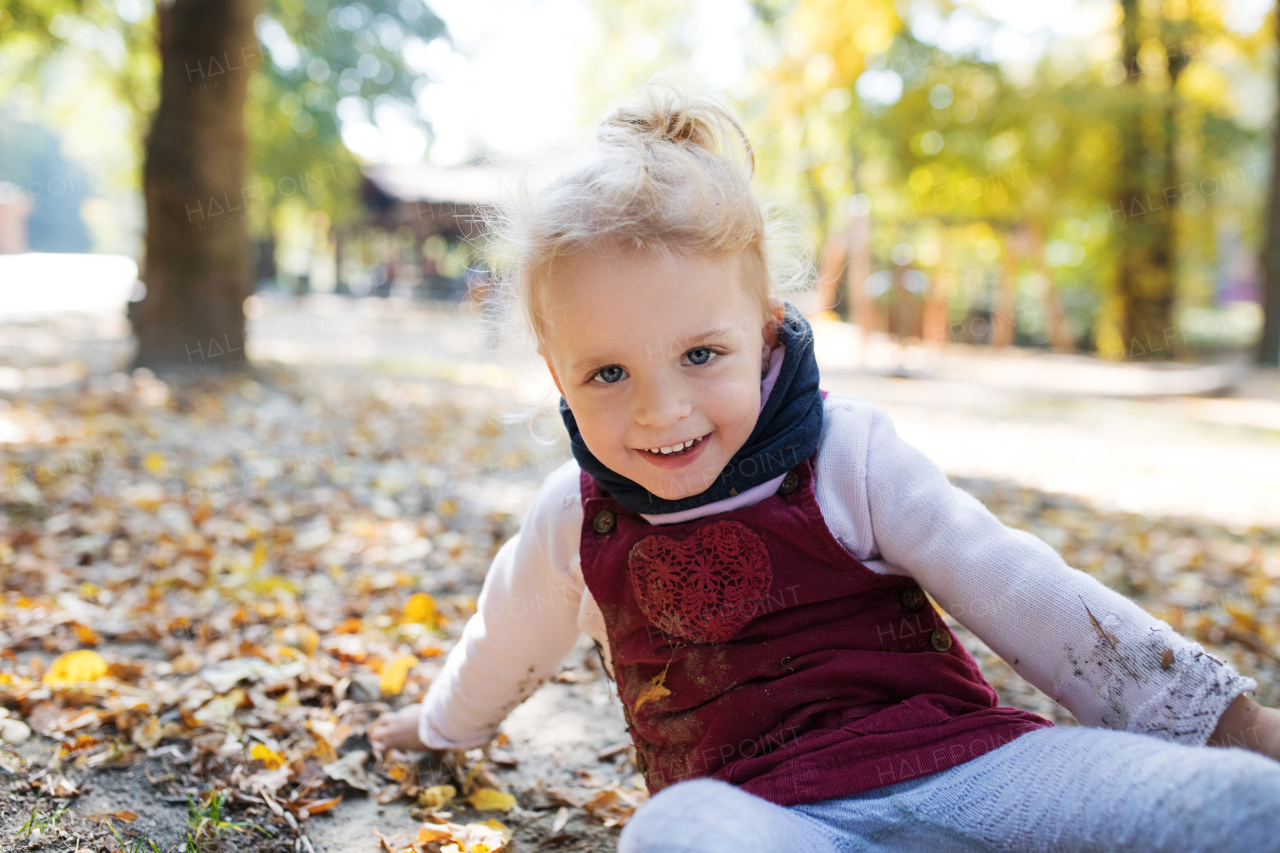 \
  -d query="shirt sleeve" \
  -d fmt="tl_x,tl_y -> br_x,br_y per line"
417,460 -> 587,751
822,396 -> 1257,746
